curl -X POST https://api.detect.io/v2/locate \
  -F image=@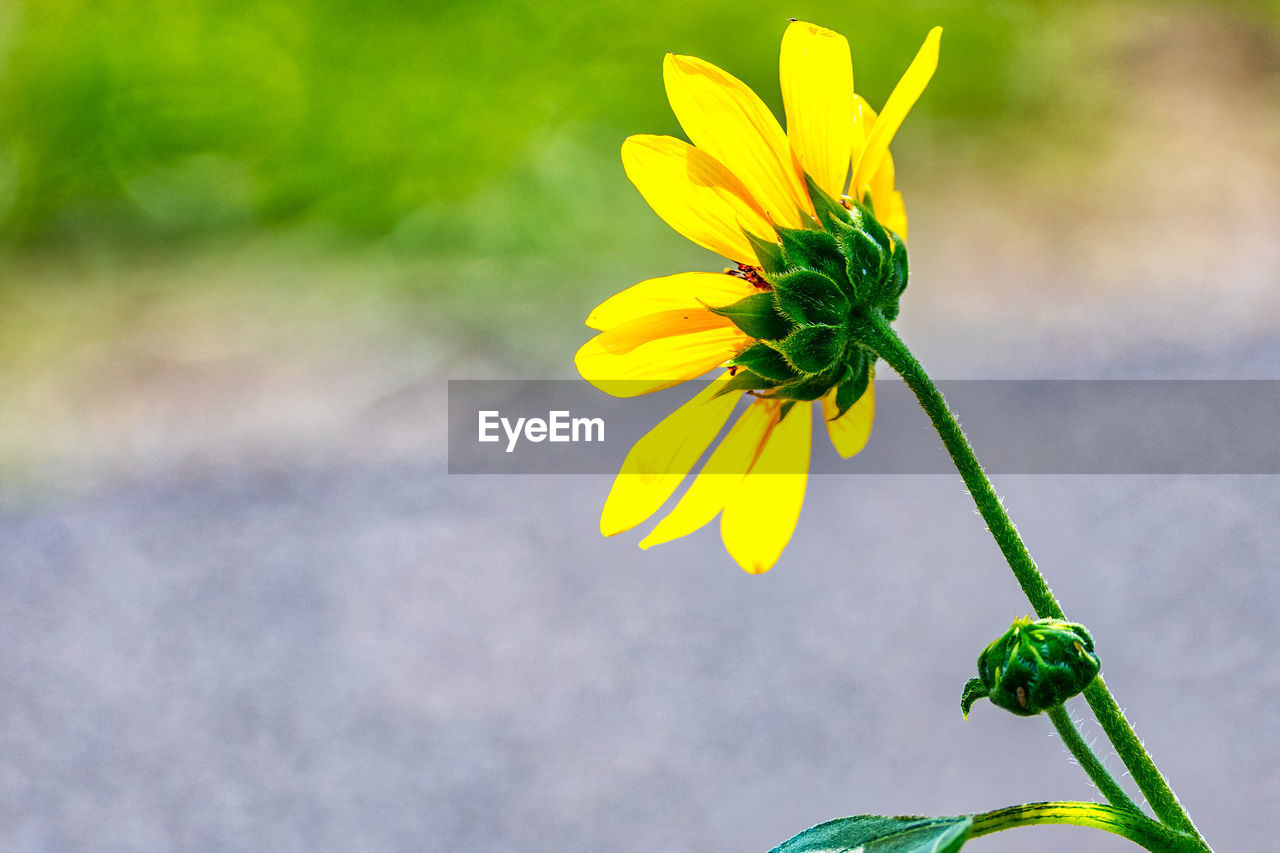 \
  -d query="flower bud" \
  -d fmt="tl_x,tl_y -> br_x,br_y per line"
962,617 -> 1100,717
